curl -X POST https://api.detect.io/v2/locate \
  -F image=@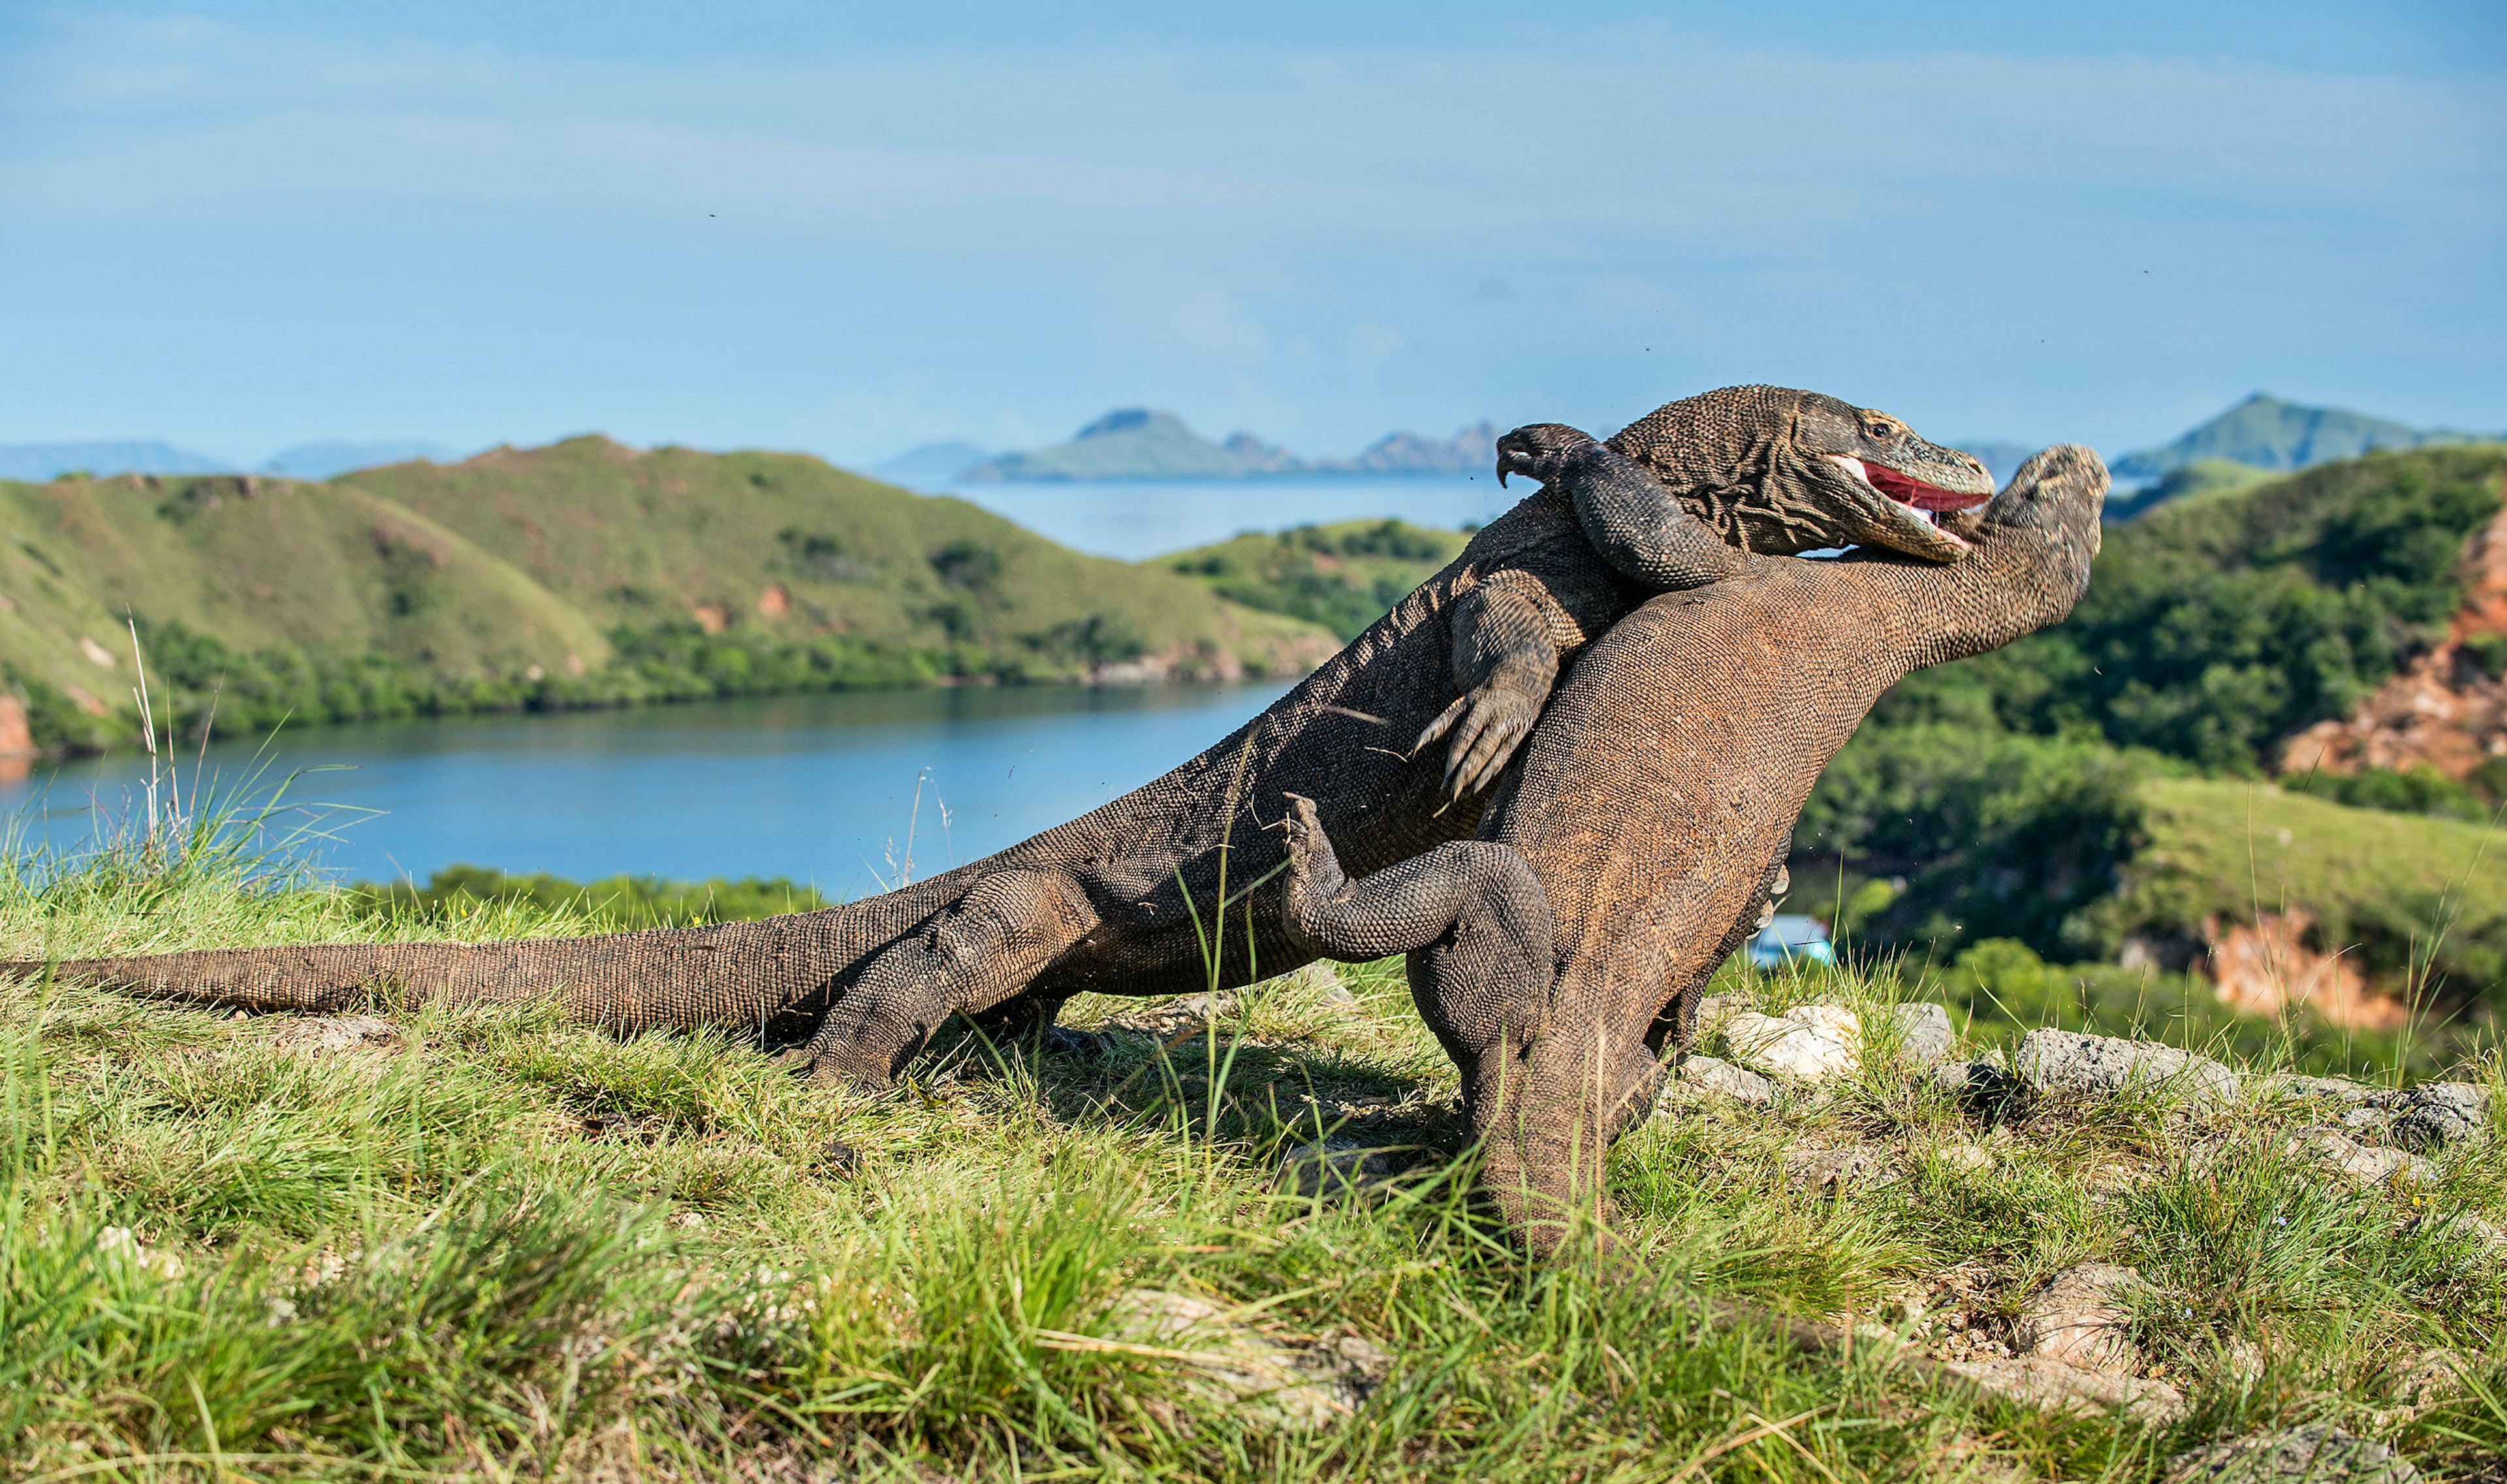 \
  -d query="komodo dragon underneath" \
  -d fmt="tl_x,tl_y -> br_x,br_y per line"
1279,442 -> 2107,1244
11,388 -> 1992,1089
